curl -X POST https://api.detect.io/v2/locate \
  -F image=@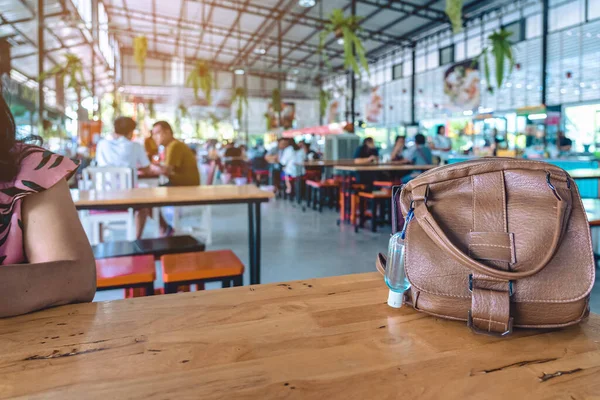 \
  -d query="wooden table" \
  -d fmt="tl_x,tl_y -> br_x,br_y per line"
333,164 -> 437,172
1,272 -> 598,399
72,185 -> 274,285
